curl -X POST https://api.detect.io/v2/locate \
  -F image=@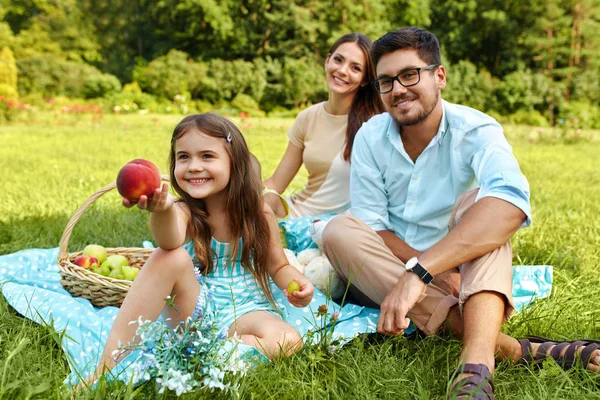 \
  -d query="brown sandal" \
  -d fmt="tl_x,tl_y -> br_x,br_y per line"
448,363 -> 495,400
518,336 -> 600,370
